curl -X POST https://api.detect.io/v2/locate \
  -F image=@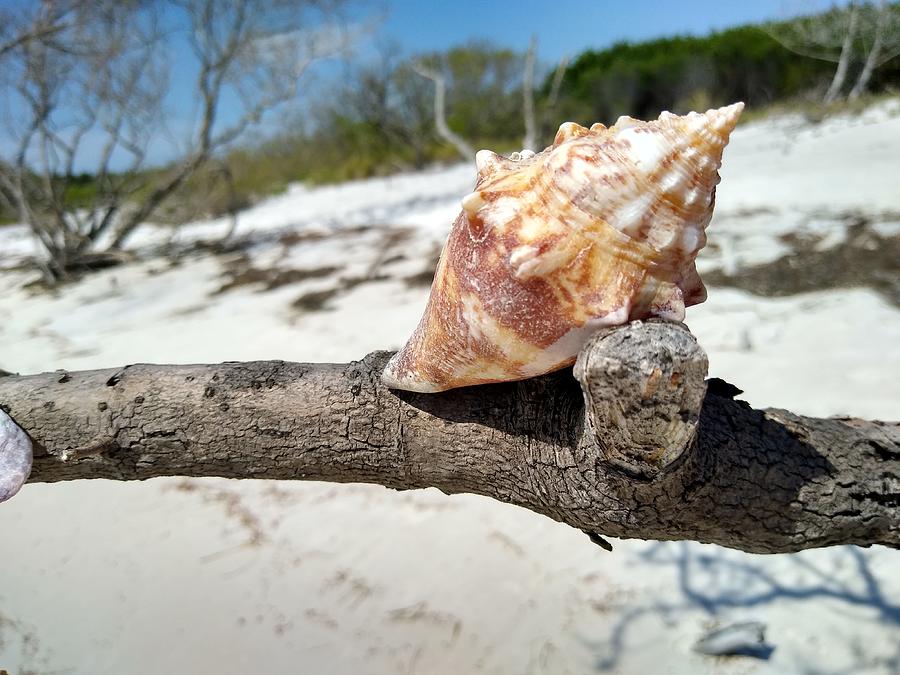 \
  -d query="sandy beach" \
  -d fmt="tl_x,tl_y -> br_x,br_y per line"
1,101 -> 899,674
